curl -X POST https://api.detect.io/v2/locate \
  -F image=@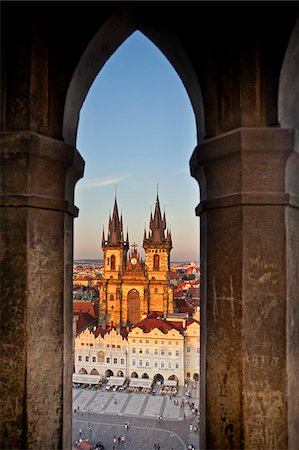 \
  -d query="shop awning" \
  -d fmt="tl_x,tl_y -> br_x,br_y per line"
73,374 -> 101,384
107,376 -> 126,386
164,379 -> 178,386
129,378 -> 153,388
